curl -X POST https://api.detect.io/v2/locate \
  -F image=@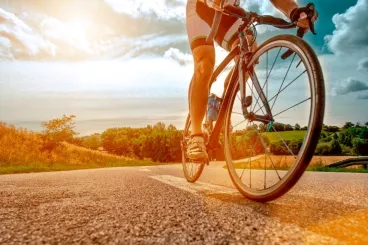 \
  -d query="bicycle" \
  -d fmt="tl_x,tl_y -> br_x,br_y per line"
181,2 -> 325,202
